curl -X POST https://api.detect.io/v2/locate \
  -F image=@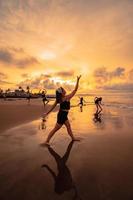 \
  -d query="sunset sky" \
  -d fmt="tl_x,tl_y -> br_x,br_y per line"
0,0 -> 133,93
